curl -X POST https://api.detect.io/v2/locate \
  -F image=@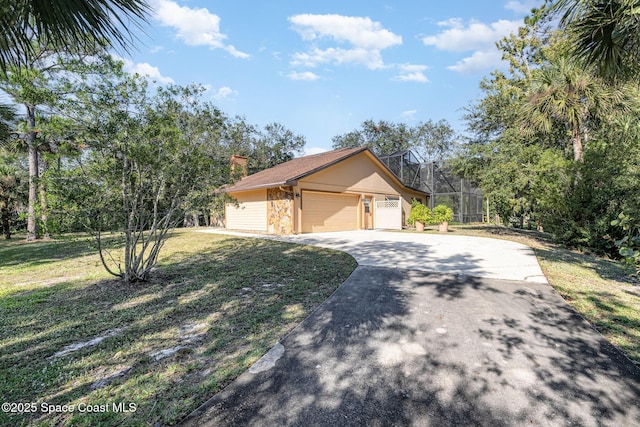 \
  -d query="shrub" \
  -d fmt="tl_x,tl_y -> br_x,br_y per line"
612,212 -> 640,275
432,204 -> 454,224
408,200 -> 432,225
